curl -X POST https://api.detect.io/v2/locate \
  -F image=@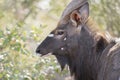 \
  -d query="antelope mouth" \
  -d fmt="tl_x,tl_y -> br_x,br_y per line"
36,48 -> 53,56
